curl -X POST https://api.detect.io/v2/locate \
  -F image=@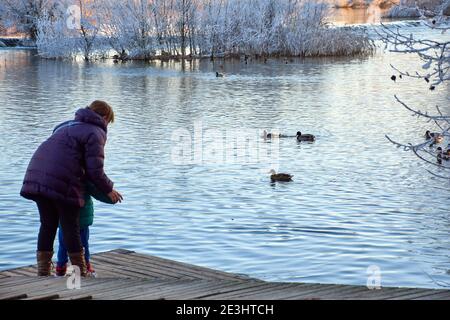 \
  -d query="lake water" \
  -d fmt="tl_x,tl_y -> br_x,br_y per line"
329,7 -> 391,25
0,21 -> 449,289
